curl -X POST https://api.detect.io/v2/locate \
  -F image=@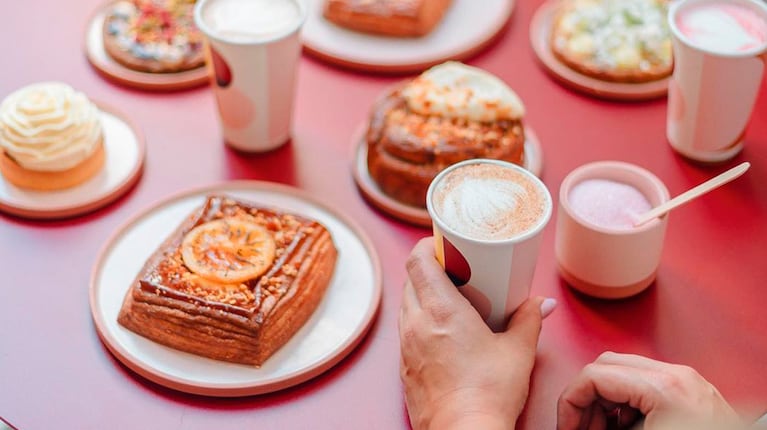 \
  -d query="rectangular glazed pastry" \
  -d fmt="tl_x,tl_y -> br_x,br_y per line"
323,0 -> 453,37
117,195 -> 338,366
